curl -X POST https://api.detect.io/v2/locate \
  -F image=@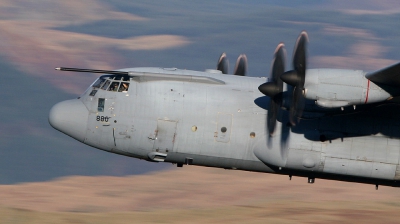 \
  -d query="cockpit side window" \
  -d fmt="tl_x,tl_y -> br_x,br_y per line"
89,90 -> 98,96
90,75 -> 131,94
118,82 -> 129,92
92,78 -> 106,88
101,80 -> 111,90
109,82 -> 120,92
